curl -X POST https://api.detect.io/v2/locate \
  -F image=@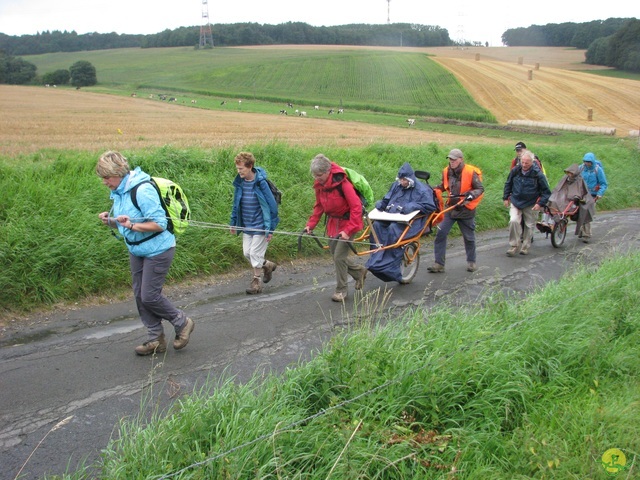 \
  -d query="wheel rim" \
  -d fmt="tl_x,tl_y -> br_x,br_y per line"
400,243 -> 420,284
552,220 -> 568,247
